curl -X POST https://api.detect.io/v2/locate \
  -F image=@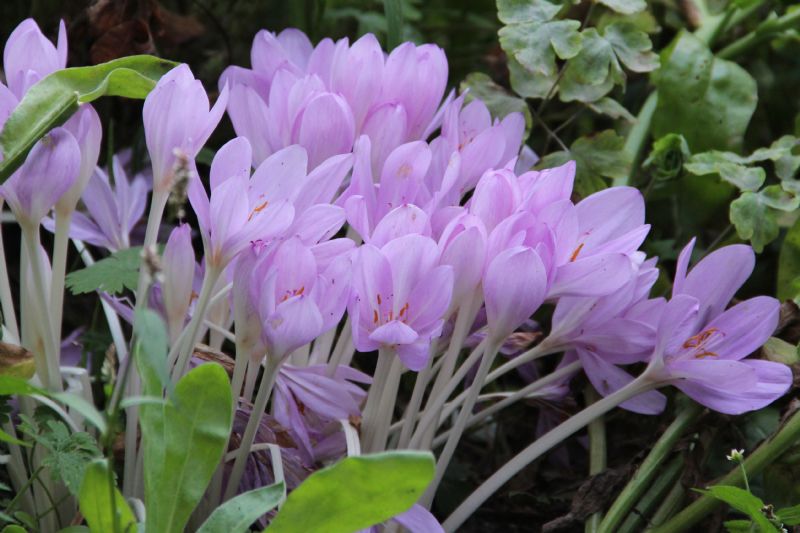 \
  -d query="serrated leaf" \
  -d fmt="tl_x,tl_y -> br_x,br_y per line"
596,0 -> 647,14
730,190 -> 787,253
559,29 -> 620,103
197,482 -> 284,533
0,55 -> 177,181
66,247 -> 142,295
653,32 -> 757,152
685,152 -> 766,191
79,459 -> 137,533
508,56 -> 559,99
265,451 -> 435,533
460,73 -> 533,141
